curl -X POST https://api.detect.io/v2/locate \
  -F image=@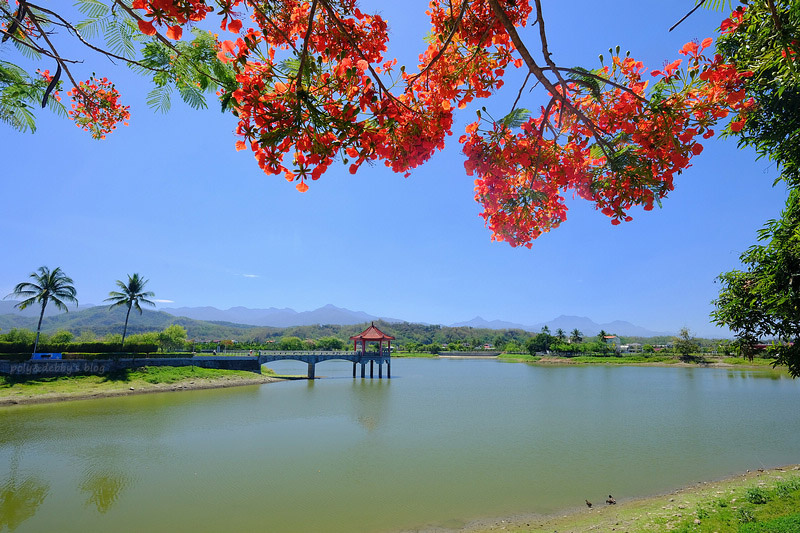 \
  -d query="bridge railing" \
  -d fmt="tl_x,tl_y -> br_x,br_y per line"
257,351 -> 389,357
